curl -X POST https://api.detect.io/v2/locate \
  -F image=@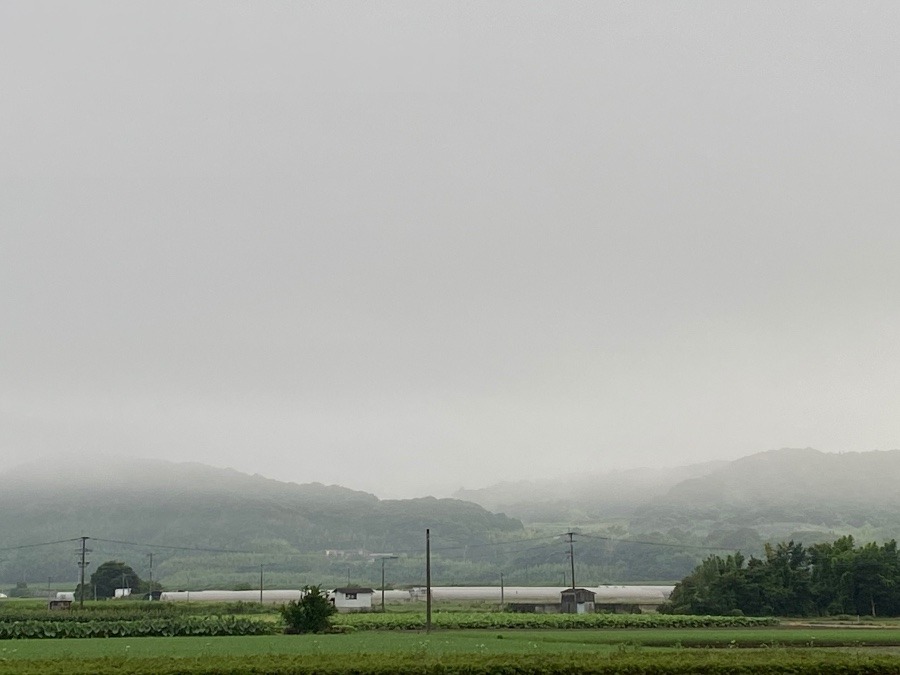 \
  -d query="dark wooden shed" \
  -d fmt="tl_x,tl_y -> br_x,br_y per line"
560,588 -> 596,614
